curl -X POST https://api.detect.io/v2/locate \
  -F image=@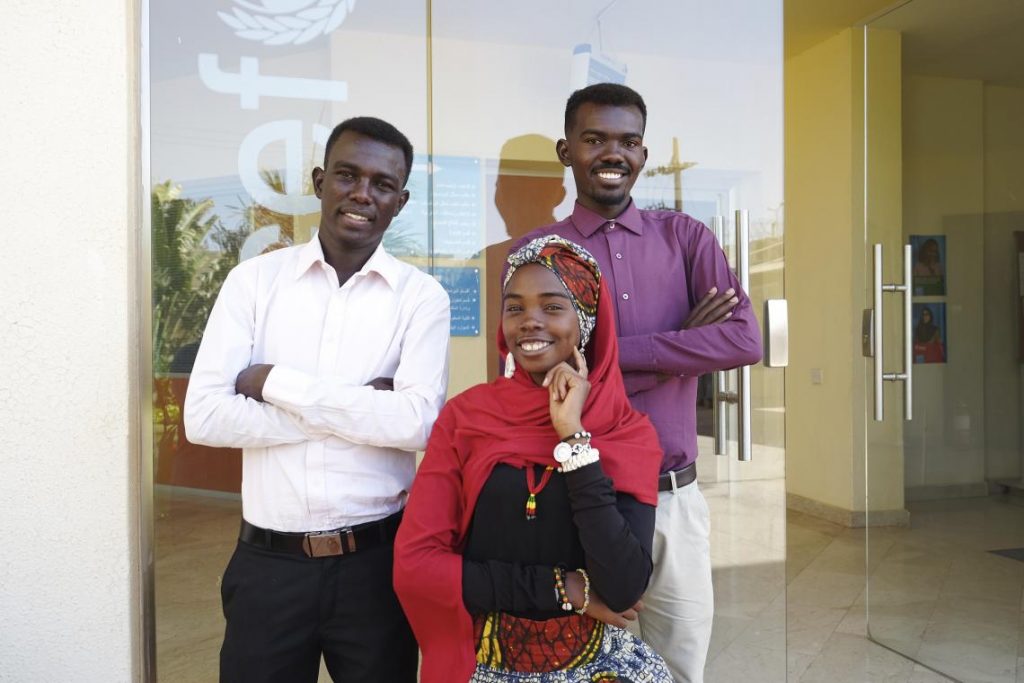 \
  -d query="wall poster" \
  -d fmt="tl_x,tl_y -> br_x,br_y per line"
911,234 -> 946,295
913,302 -> 947,364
